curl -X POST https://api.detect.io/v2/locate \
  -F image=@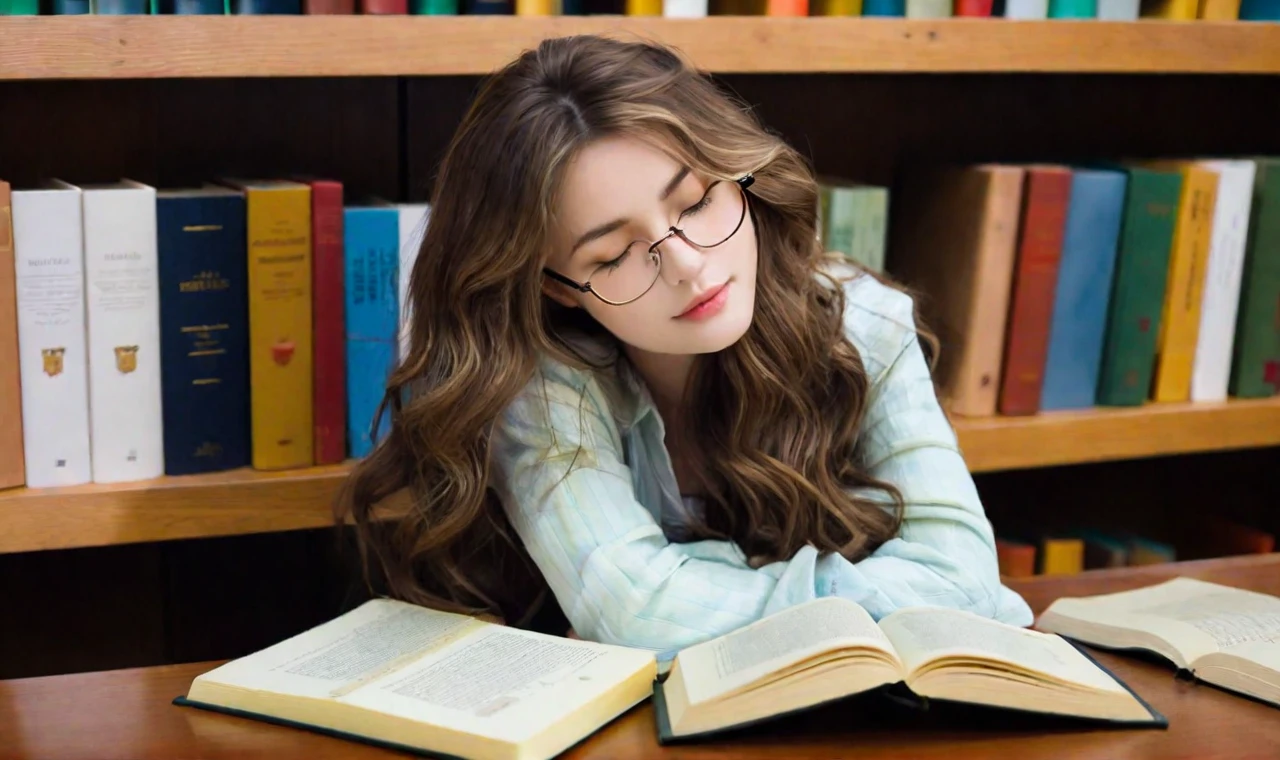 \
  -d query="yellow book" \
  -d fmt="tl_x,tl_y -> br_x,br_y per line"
626,0 -> 662,12
1151,163 -> 1218,403
227,179 -> 314,470
1039,537 -> 1084,576
1140,0 -> 1198,15
1197,0 -> 1239,17
515,0 -> 556,12
811,0 -> 862,13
